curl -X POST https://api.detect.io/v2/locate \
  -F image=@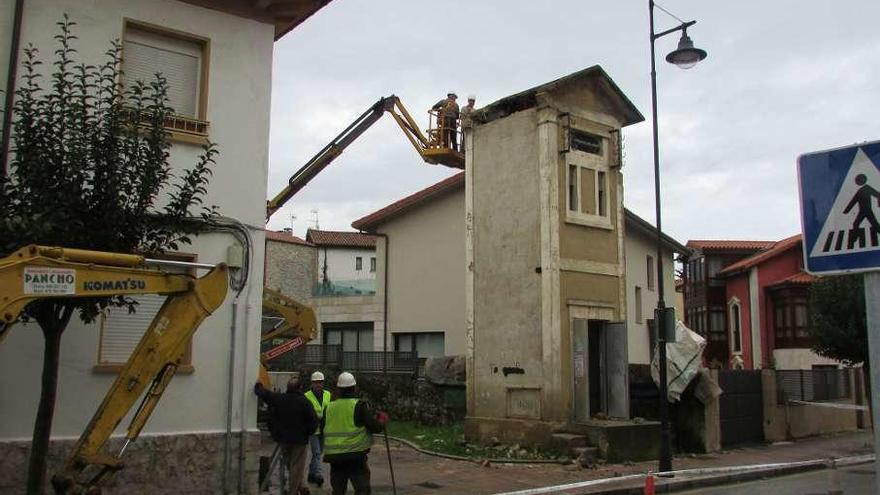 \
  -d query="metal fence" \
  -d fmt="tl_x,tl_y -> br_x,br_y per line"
263,343 -> 420,375
776,368 -> 852,403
